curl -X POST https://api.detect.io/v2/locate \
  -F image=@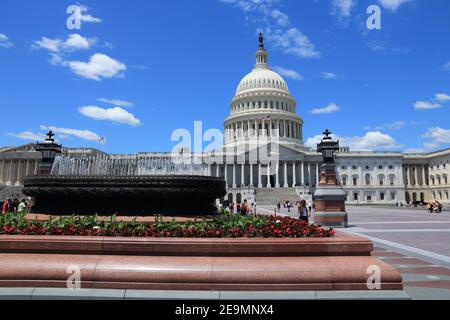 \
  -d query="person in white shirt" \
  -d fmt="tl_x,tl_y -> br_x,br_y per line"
17,200 -> 27,214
